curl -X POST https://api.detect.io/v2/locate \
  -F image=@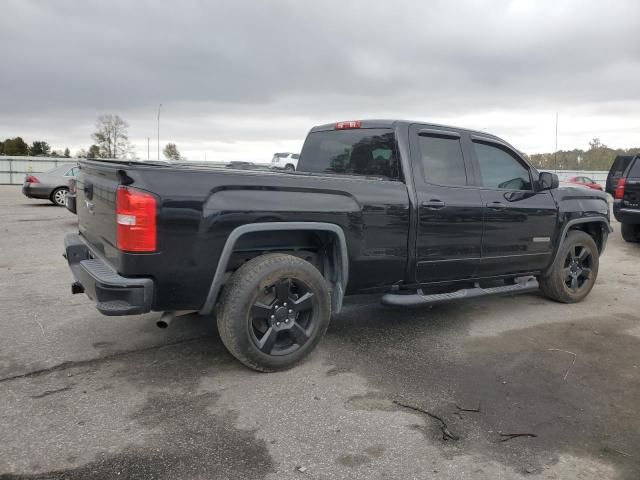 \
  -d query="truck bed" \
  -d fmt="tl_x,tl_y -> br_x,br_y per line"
75,159 -> 411,311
